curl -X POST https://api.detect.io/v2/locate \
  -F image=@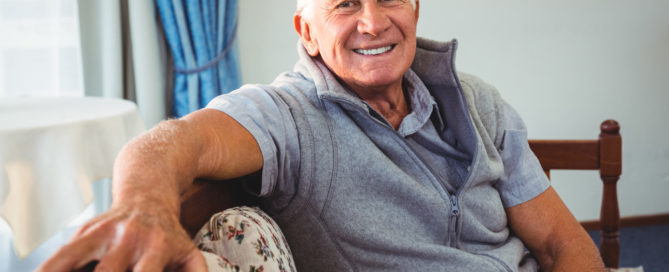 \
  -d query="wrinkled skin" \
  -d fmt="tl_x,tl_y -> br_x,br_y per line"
38,110 -> 263,271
